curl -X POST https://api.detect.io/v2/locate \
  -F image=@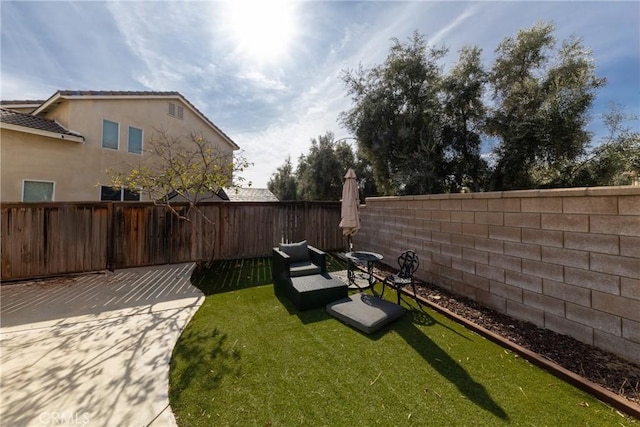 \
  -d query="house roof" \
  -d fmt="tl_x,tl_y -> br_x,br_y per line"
220,187 -> 279,202
0,108 -> 84,142
32,90 -> 239,150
